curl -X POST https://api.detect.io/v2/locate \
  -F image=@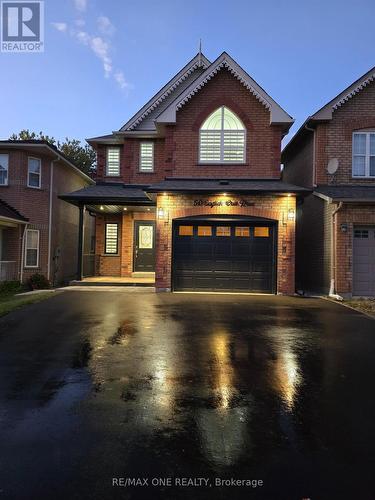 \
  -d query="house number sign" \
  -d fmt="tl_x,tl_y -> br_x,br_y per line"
193,199 -> 255,208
